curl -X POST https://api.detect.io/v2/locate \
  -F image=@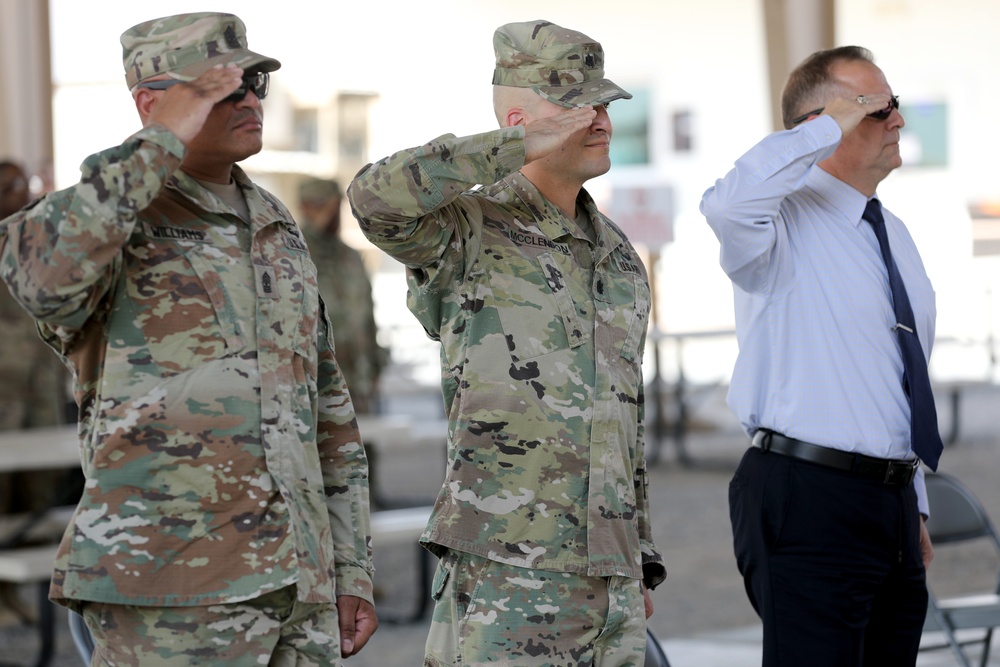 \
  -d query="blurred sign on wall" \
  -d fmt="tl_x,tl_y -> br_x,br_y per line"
607,185 -> 674,248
